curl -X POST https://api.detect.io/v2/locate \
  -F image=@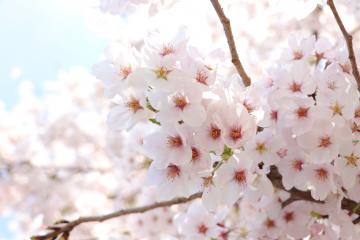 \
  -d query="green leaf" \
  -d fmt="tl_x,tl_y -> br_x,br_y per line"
310,211 -> 325,219
221,145 -> 233,161
142,158 -> 153,169
146,98 -> 159,113
352,201 -> 360,214
149,118 -> 161,126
